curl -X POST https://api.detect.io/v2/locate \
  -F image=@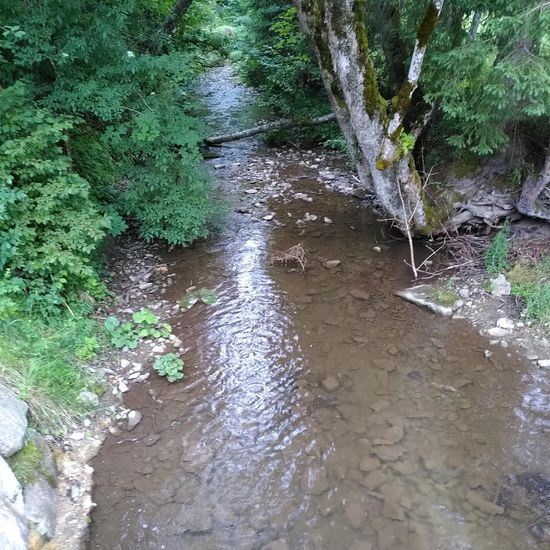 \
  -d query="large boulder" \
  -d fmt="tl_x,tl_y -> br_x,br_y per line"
24,477 -> 56,539
0,383 -> 28,457
0,456 -> 28,550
